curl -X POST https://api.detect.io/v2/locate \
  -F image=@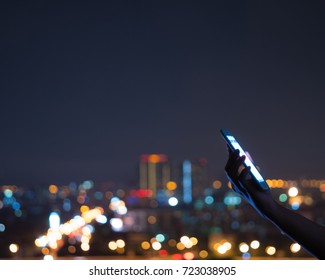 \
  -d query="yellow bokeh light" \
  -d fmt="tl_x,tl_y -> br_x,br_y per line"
147,215 -> 157,224
250,240 -> 260,249
277,179 -> 284,188
81,236 -> 90,244
272,179 -> 278,187
141,241 -> 150,250
35,236 -> 47,248
266,179 -> 272,187
183,252 -> 195,260
217,244 -> 227,254
48,185 -> 58,194
117,247 -> 125,254
266,246 -> 276,255
116,239 -> 125,248
239,242 -> 249,253
290,243 -> 301,253
190,237 -> 198,246
176,242 -> 185,250
49,242 -> 58,250
108,241 -> 117,250
212,180 -> 222,189
199,250 -> 208,259
223,241 -> 232,250
149,154 -> 160,163
82,227 -> 91,236
81,243 -> 90,251
41,247 -> 49,255
9,243 -> 19,253
166,181 -> 177,191
80,205 -> 89,213
213,243 -> 220,251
